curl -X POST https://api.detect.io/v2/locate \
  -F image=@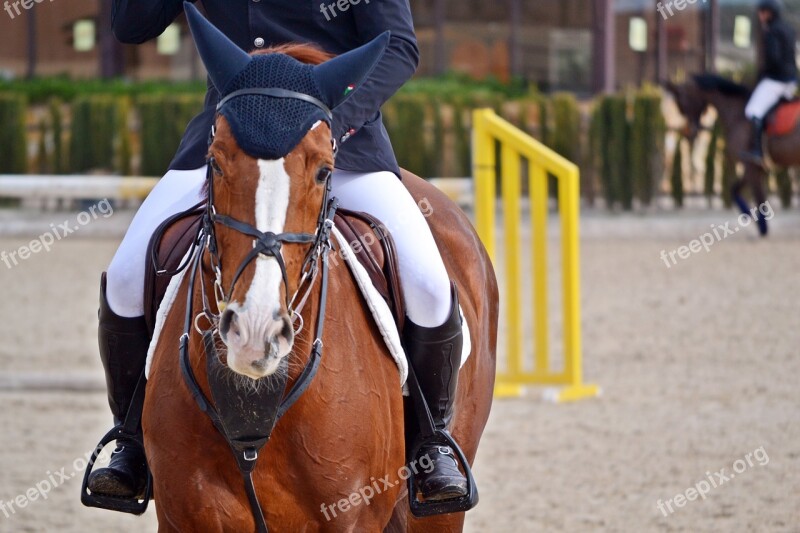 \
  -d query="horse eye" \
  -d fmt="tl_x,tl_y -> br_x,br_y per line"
315,166 -> 332,184
210,158 -> 223,176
